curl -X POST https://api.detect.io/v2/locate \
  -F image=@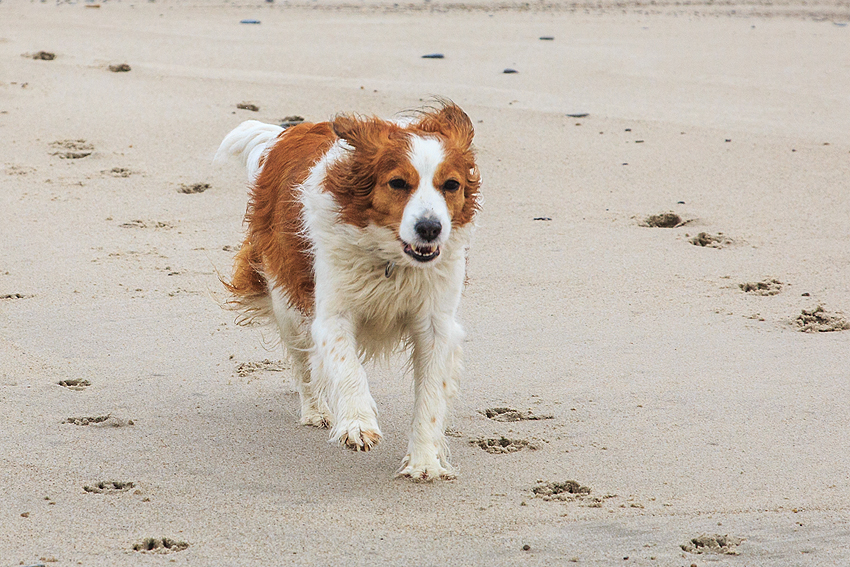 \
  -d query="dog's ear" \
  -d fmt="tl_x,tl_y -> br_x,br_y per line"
416,102 -> 475,149
332,114 -> 387,151
331,114 -> 361,145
